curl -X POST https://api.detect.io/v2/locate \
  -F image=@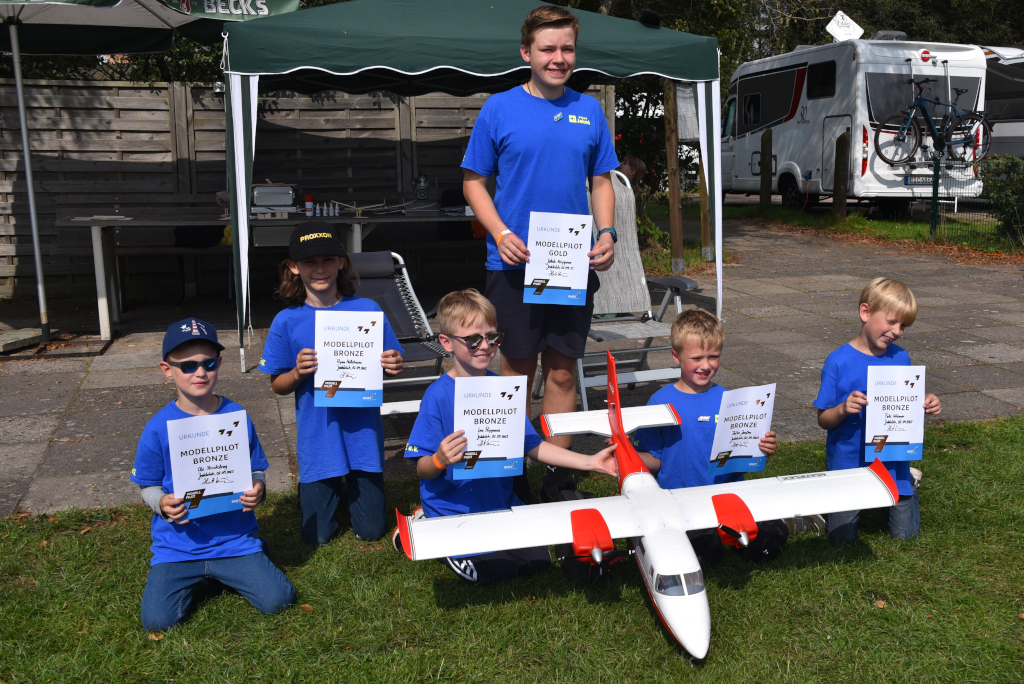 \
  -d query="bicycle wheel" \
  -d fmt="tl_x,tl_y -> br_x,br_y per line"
874,114 -> 920,165
948,113 -> 992,162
